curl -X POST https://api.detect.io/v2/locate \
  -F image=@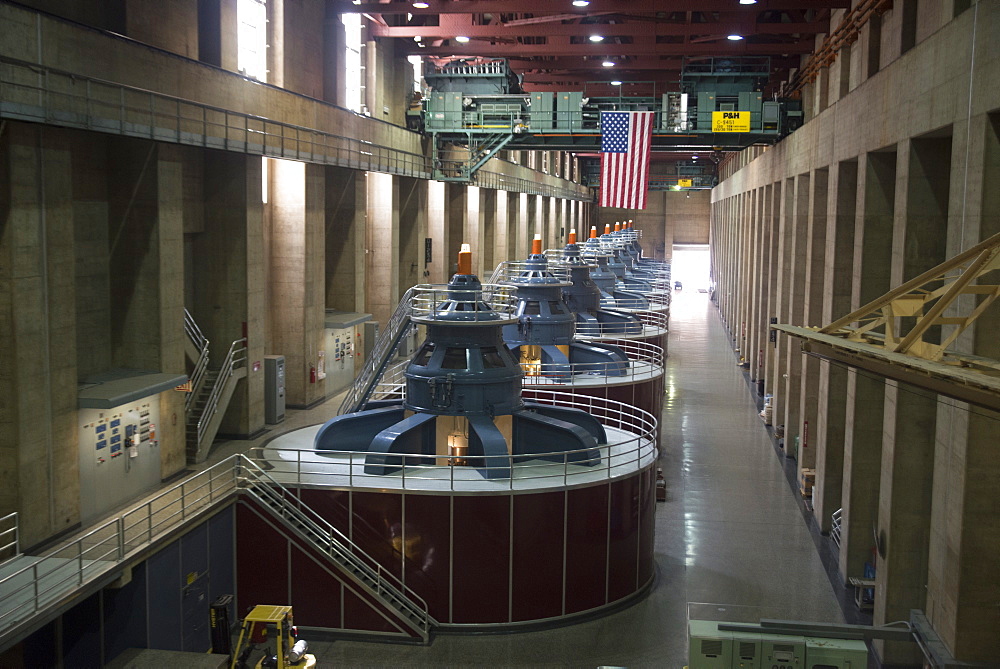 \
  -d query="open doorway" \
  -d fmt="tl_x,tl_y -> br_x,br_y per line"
671,244 -> 711,291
